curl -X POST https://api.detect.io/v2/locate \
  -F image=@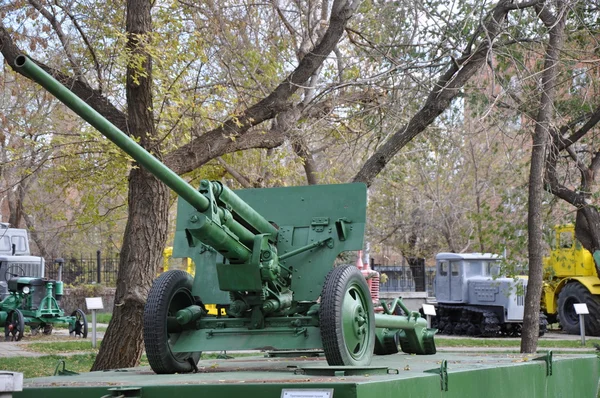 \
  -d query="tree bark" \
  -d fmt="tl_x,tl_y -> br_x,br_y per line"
575,208 -> 600,257
521,0 -> 568,354
91,0 -> 169,370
